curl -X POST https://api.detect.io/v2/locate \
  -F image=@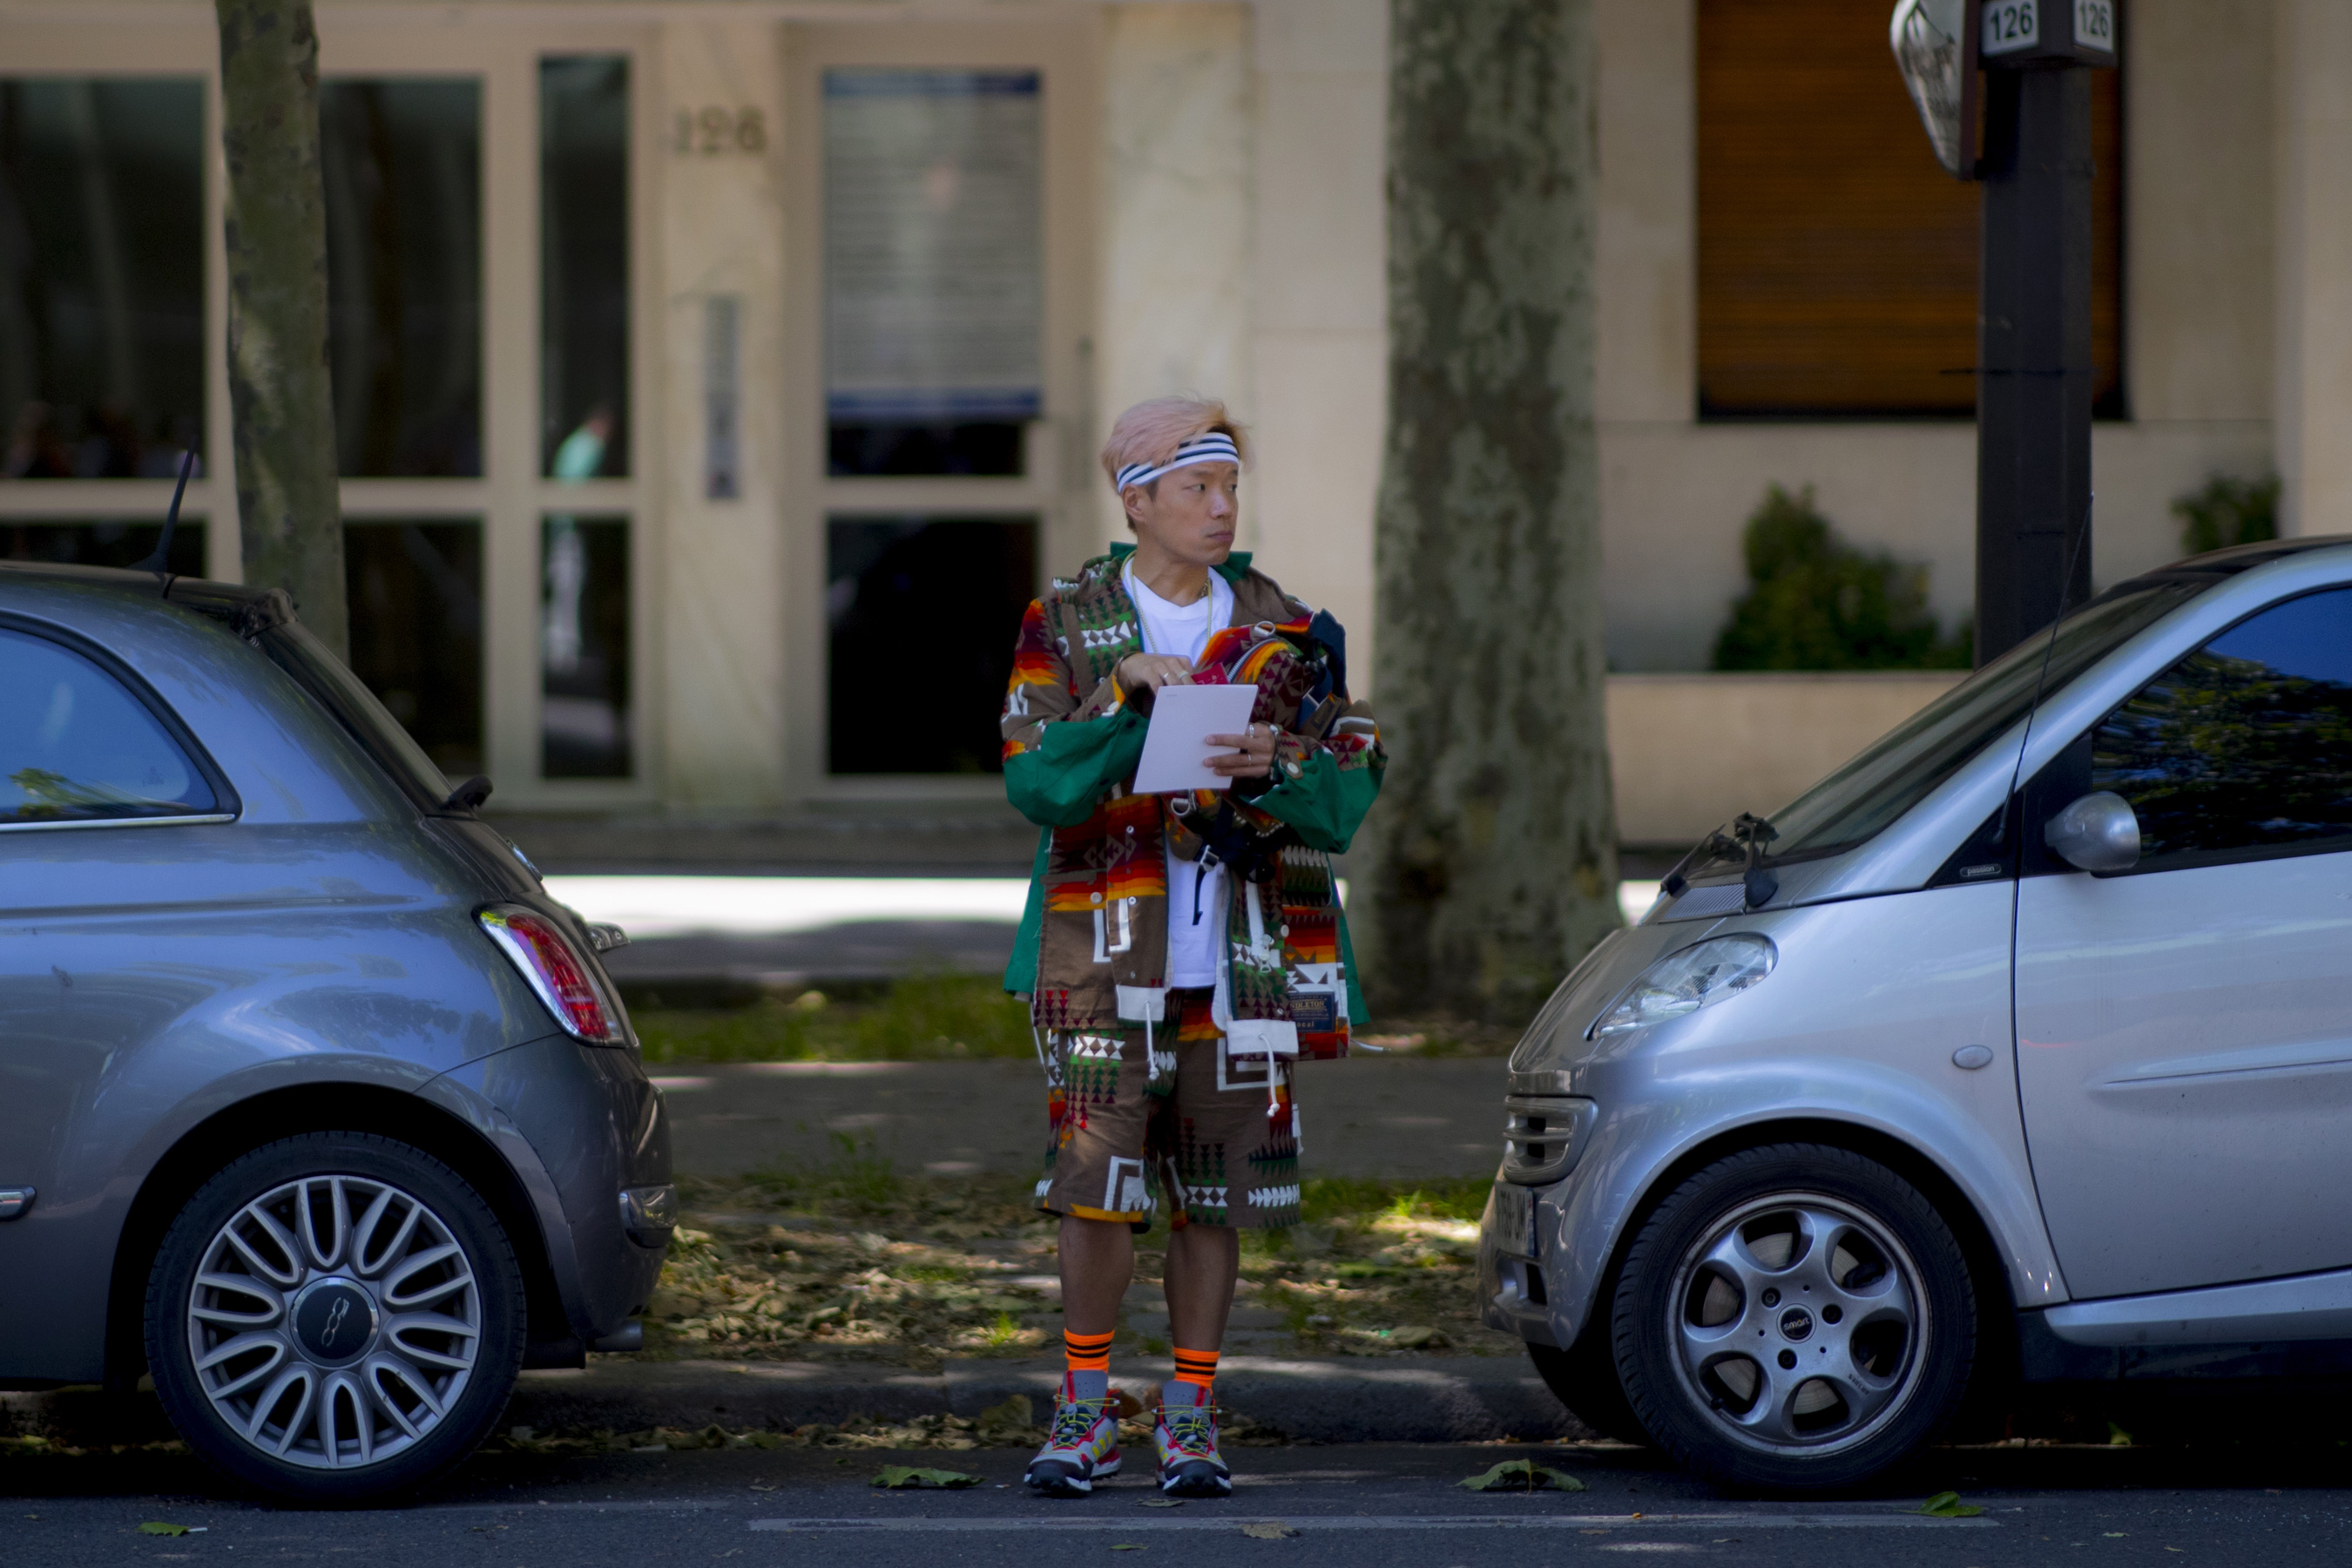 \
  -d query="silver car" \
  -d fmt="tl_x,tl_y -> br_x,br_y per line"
1483,536 -> 2352,1491
1,561 -> 672,1502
